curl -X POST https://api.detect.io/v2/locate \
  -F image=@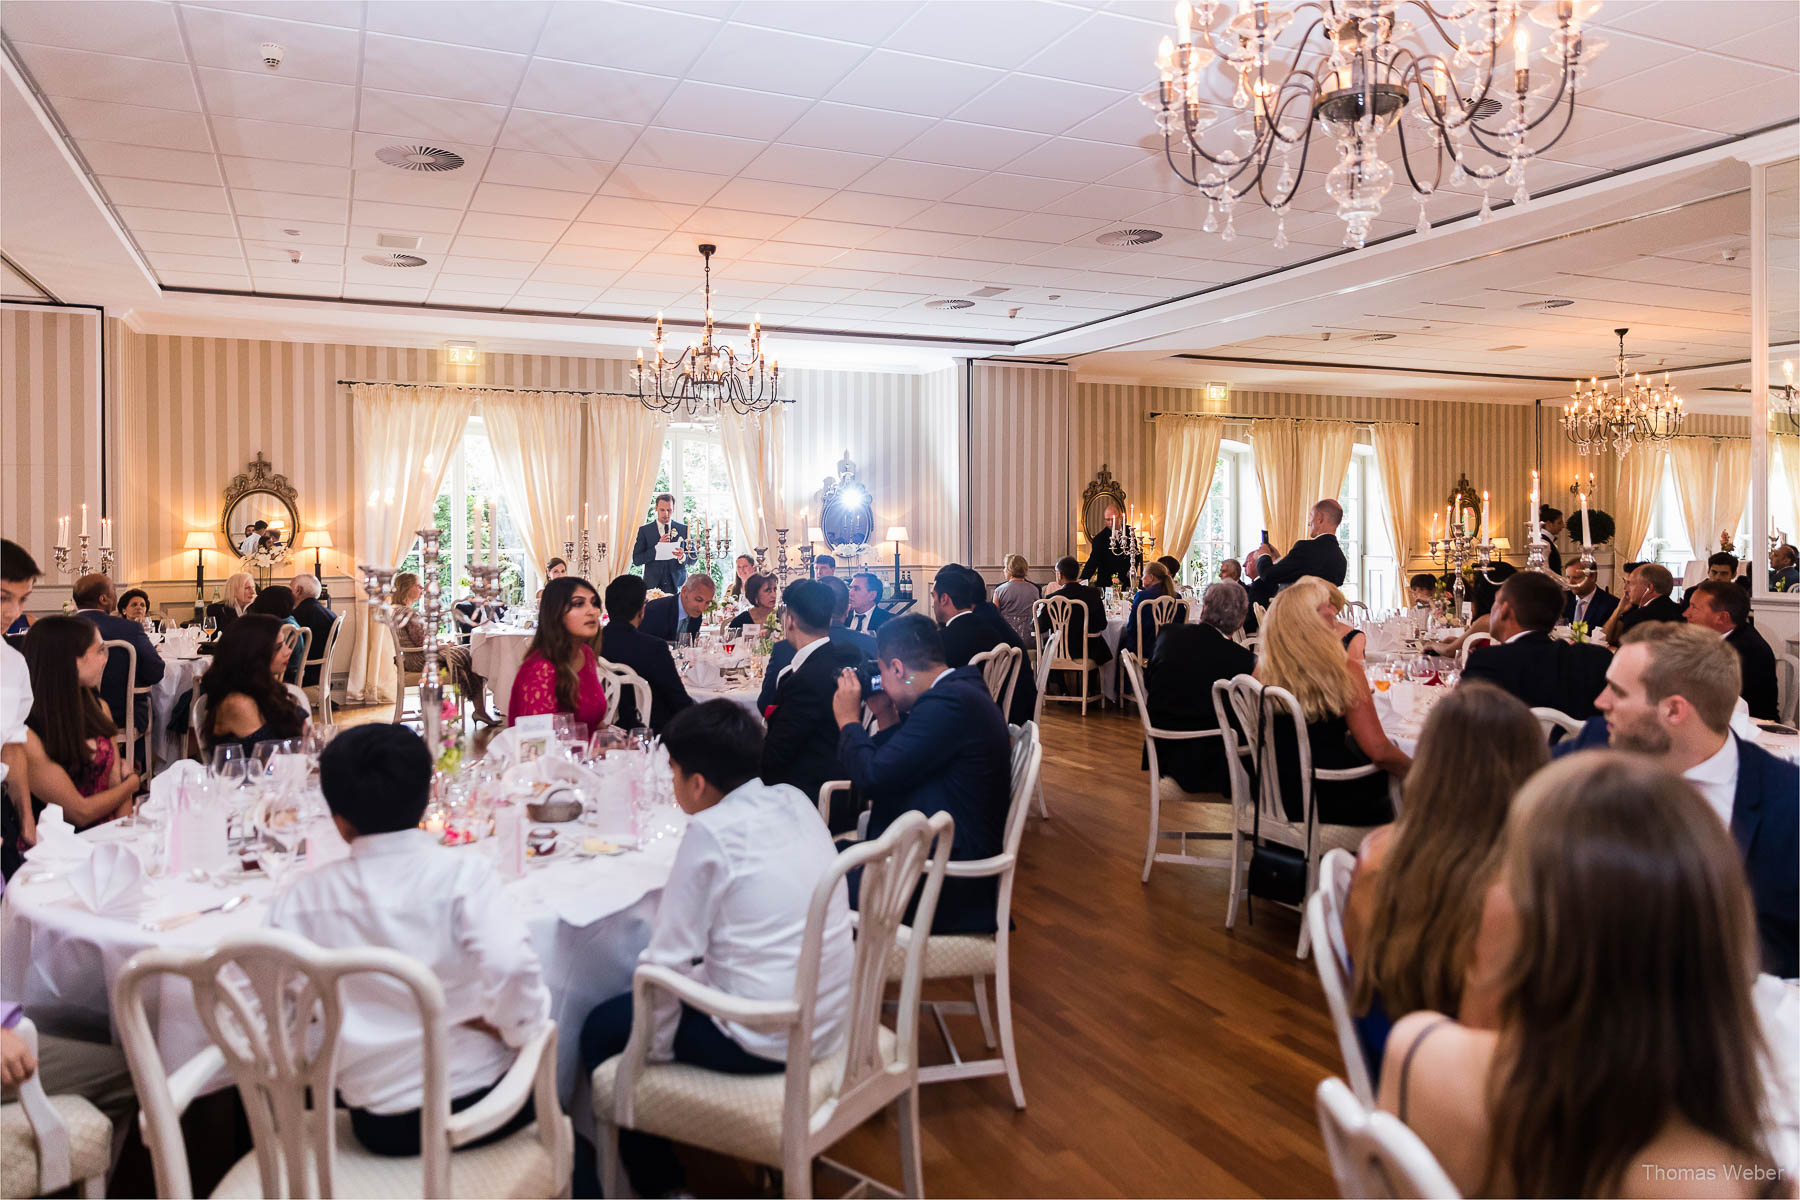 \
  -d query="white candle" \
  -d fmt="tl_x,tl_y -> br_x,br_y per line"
58,515 -> 68,545
583,502 -> 589,528
1480,491 -> 1490,543
1578,489 -> 1591,551
81,503 -> 88,537
101,517 -> 111,548
1530,470 -> 1540,545
1430,510 -> 1439,543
